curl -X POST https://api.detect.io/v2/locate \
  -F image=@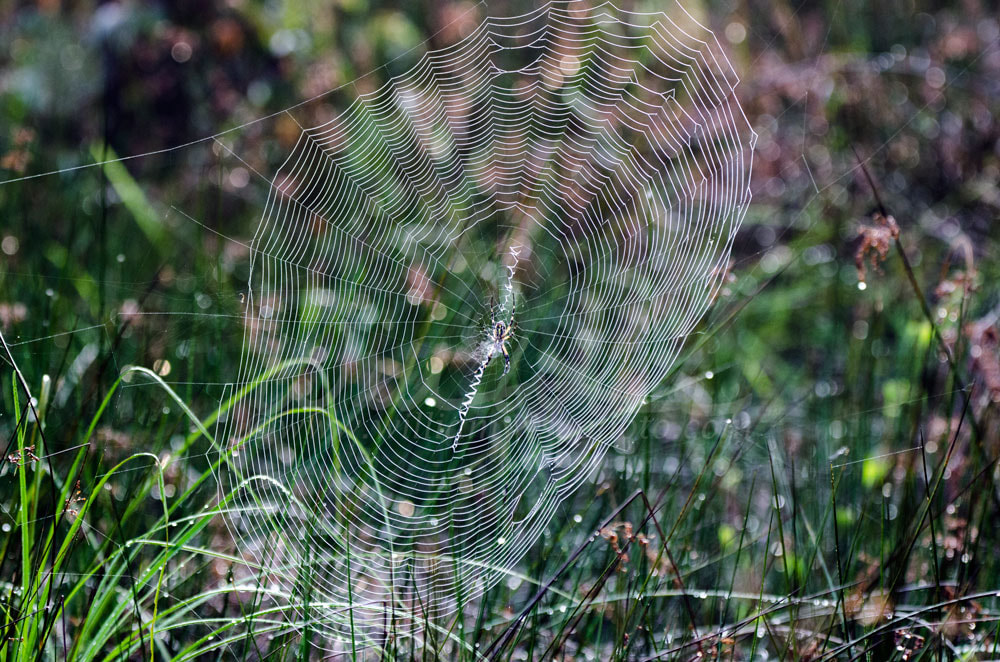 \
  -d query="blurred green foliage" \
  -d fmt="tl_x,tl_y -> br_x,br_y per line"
1,0 -> 1000,659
